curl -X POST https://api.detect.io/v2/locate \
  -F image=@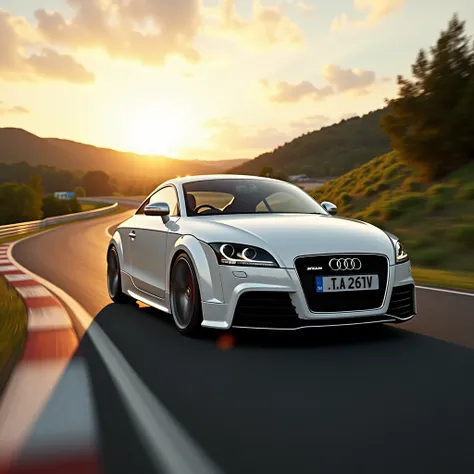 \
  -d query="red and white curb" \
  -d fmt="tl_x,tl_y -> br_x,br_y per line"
0,243 -> 101,474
